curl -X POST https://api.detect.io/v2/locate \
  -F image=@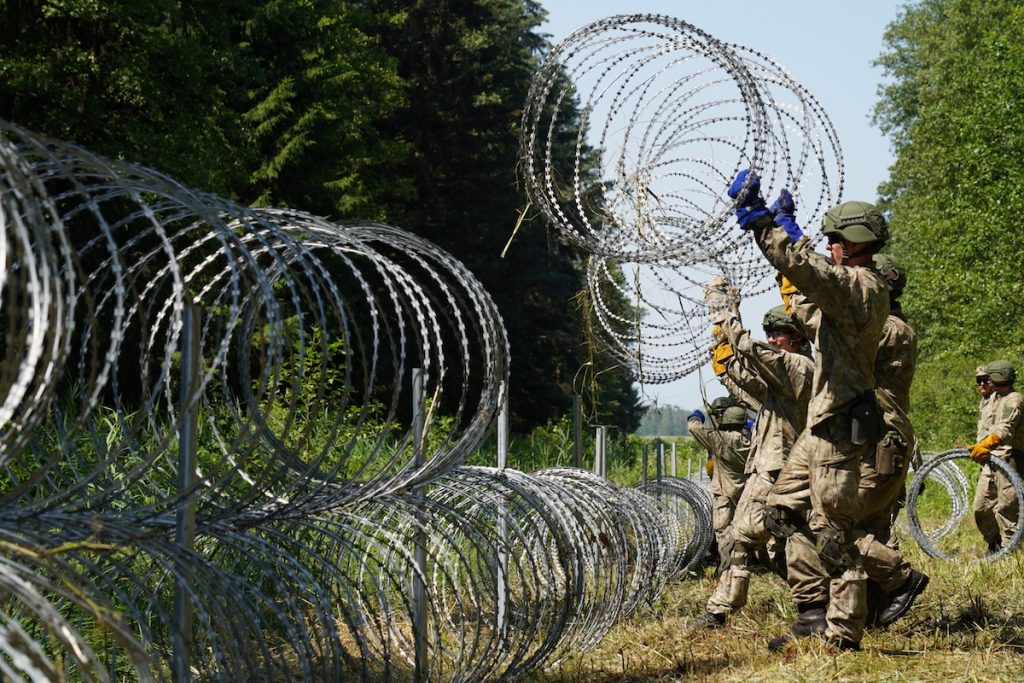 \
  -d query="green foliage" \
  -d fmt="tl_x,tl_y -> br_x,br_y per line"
873,0 -> 1024,448
0,0 -> 408,214
0,0 -> 642,435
